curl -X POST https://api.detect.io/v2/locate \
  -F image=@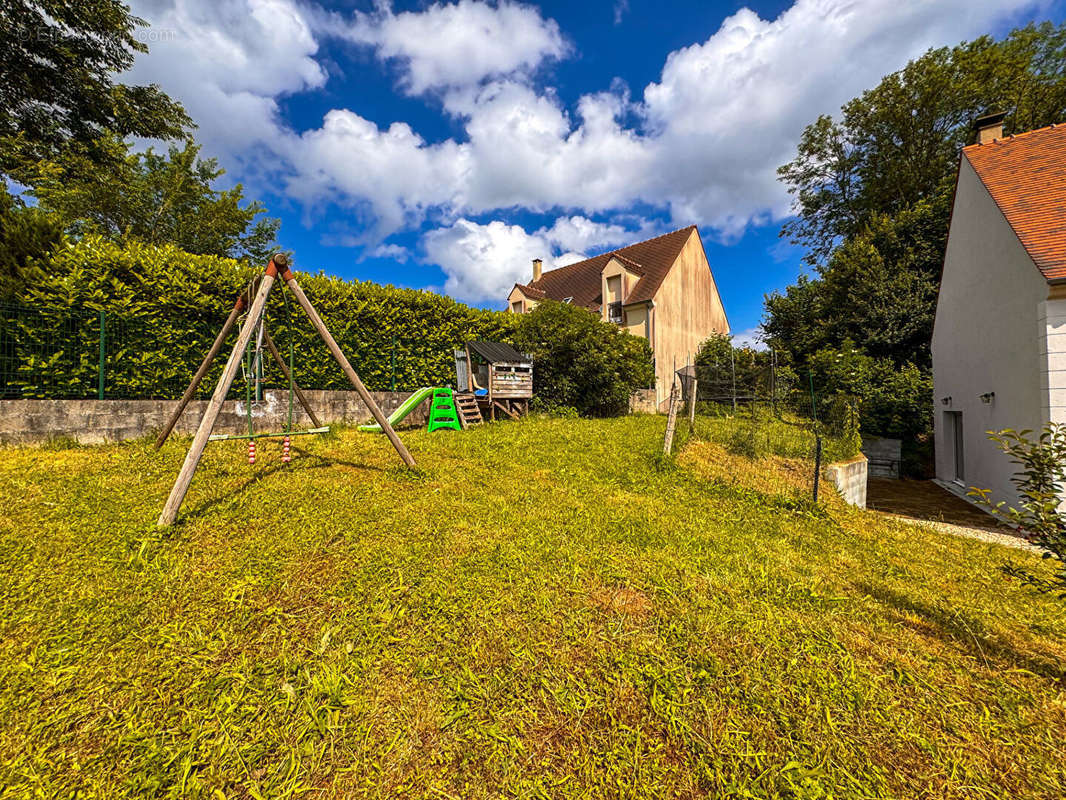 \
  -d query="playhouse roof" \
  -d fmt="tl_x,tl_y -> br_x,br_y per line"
467,340 -> 530,364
